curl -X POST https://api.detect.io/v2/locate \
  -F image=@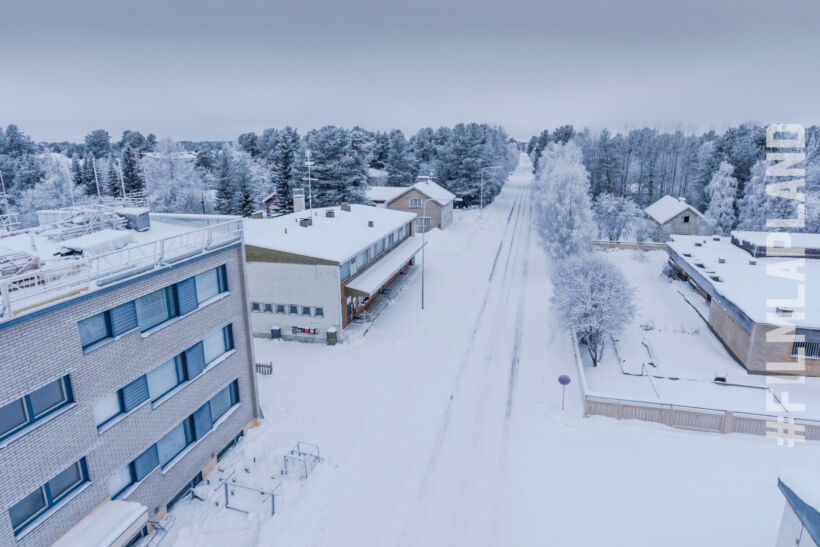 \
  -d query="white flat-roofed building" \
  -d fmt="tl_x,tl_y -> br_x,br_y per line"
244,204 -> 422,342
665,231 -> 820,376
